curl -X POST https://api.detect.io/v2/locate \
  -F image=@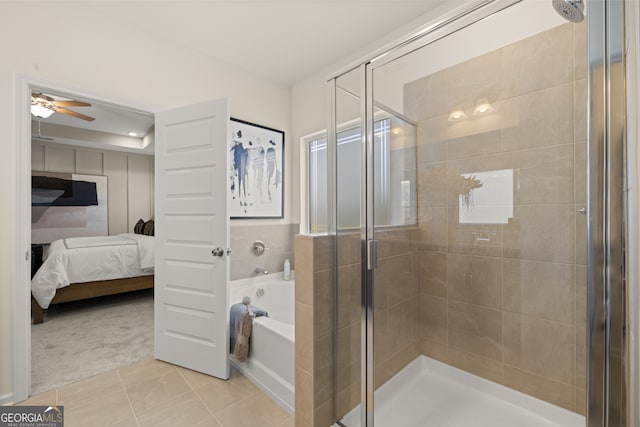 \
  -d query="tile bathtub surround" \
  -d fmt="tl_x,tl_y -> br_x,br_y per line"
294,234 -> 335,427
230,223 -> 299,280
405,22 -> 587,414
16,358 -> 293,427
